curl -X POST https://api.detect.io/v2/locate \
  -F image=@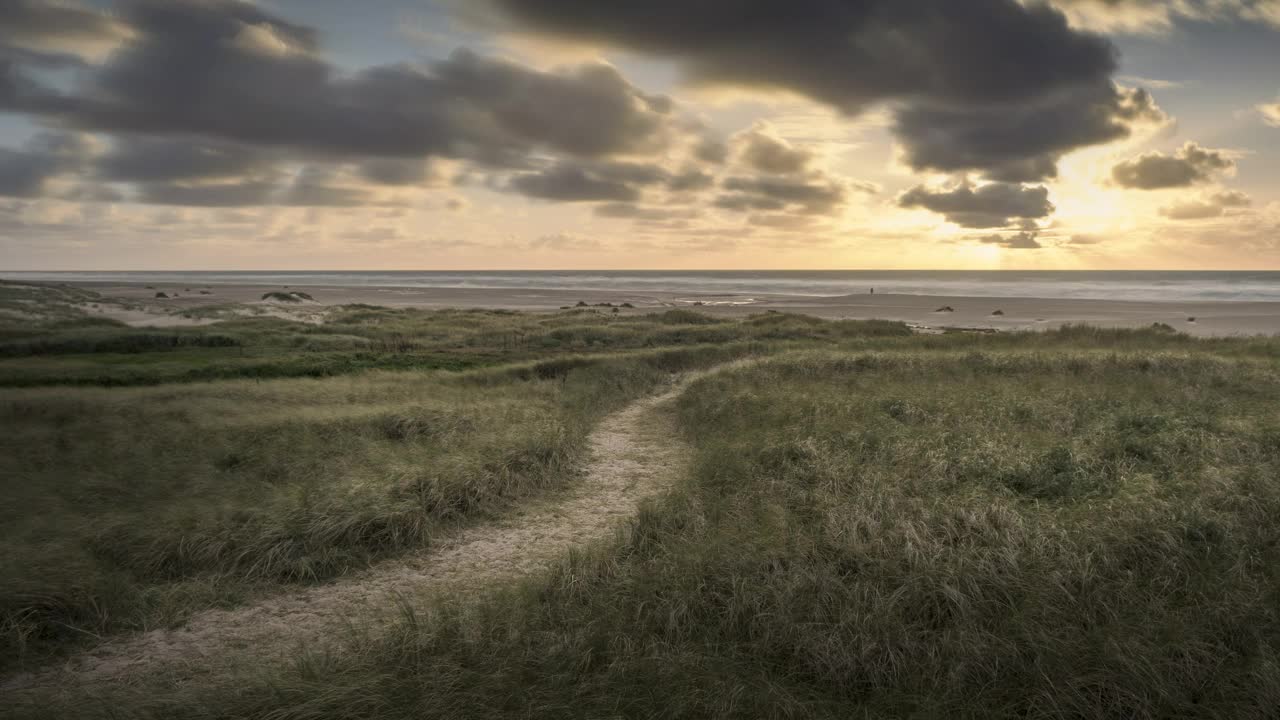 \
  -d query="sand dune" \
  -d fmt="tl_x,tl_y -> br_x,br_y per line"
67,281 -> 1280,337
